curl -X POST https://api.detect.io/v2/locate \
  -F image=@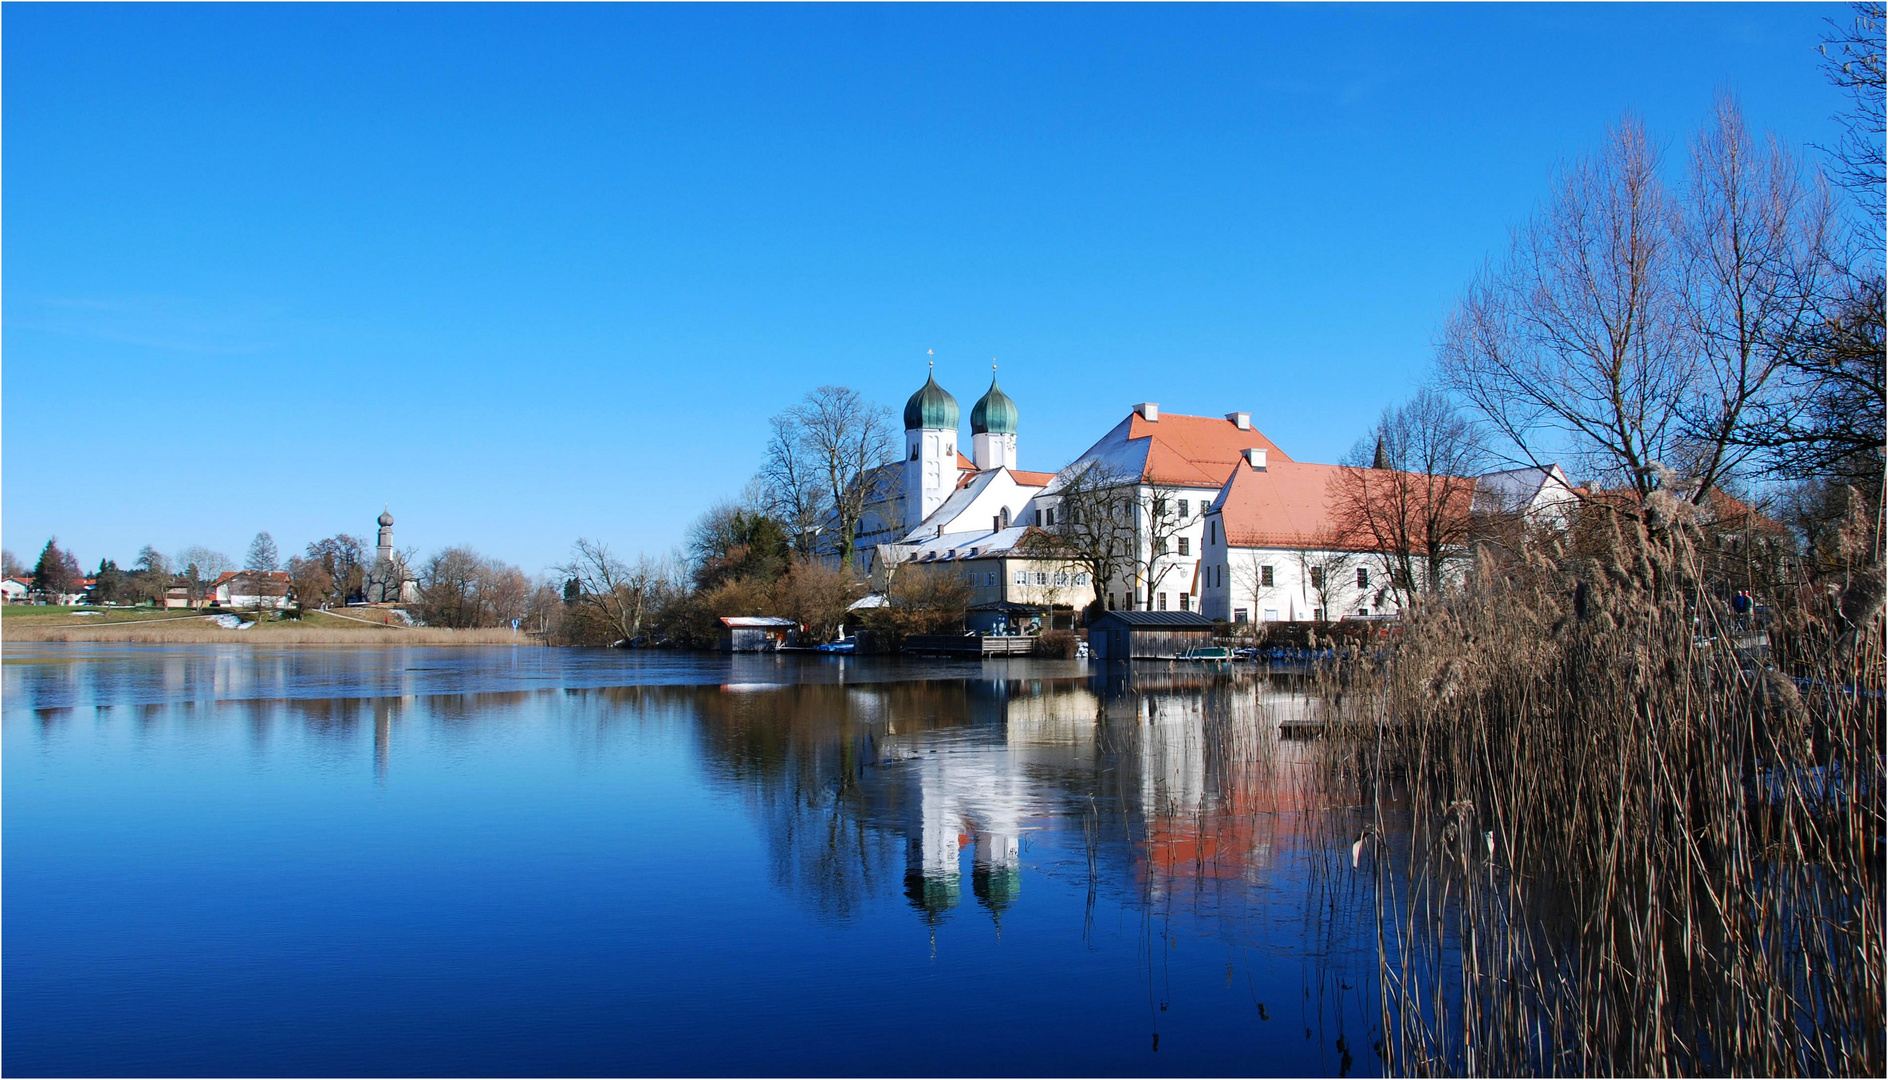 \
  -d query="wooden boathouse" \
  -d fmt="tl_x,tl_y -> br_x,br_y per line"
1086,611 -> 1215,660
